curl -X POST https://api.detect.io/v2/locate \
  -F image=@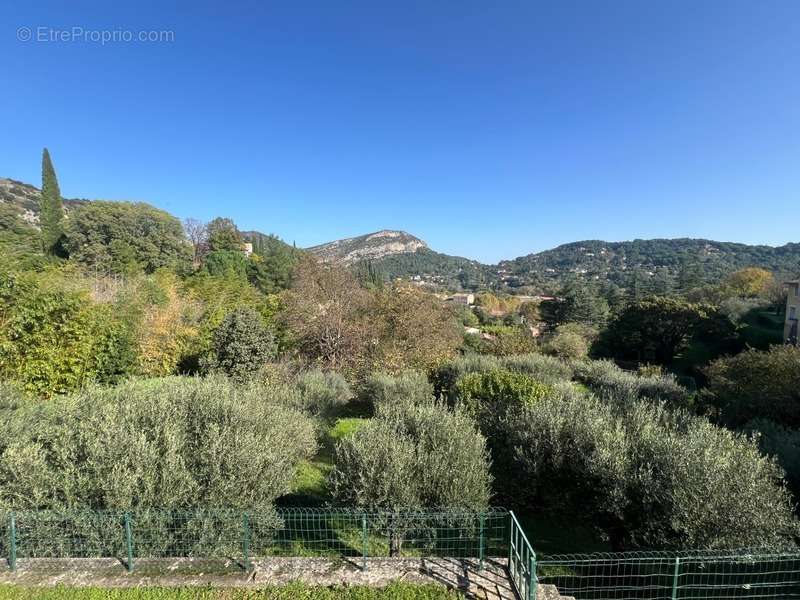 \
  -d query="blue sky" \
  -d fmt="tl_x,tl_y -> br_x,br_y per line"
2,1 -> 799,263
